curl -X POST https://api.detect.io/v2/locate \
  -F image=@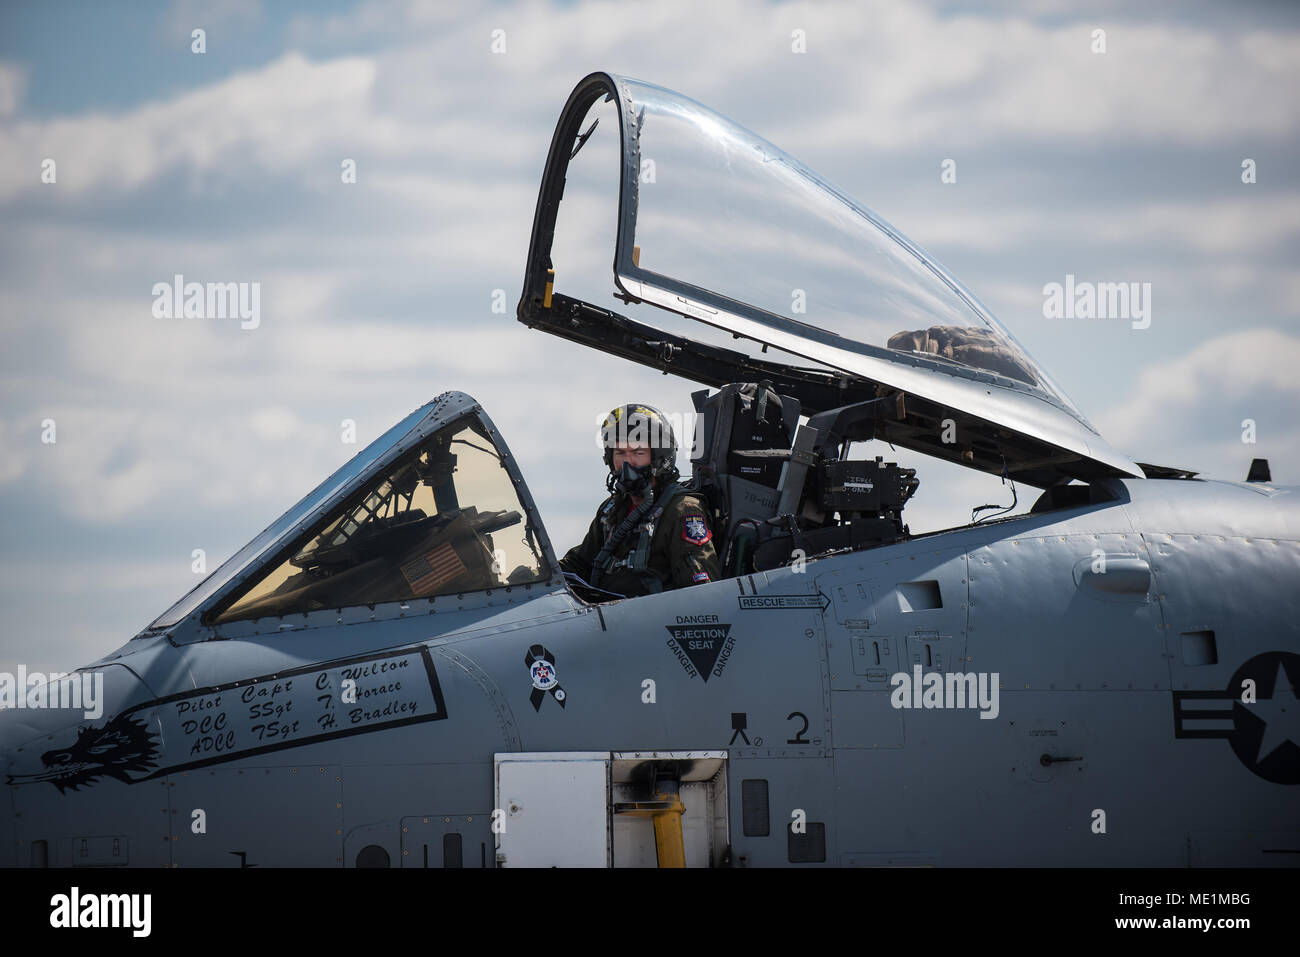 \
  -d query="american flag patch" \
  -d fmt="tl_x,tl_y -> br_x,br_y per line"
400,542 -> 467,595
692,571 -> 710,583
